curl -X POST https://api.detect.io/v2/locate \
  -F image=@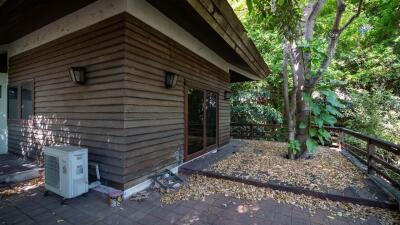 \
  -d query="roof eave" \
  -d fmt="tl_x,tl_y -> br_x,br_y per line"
186,0 -> 270,80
